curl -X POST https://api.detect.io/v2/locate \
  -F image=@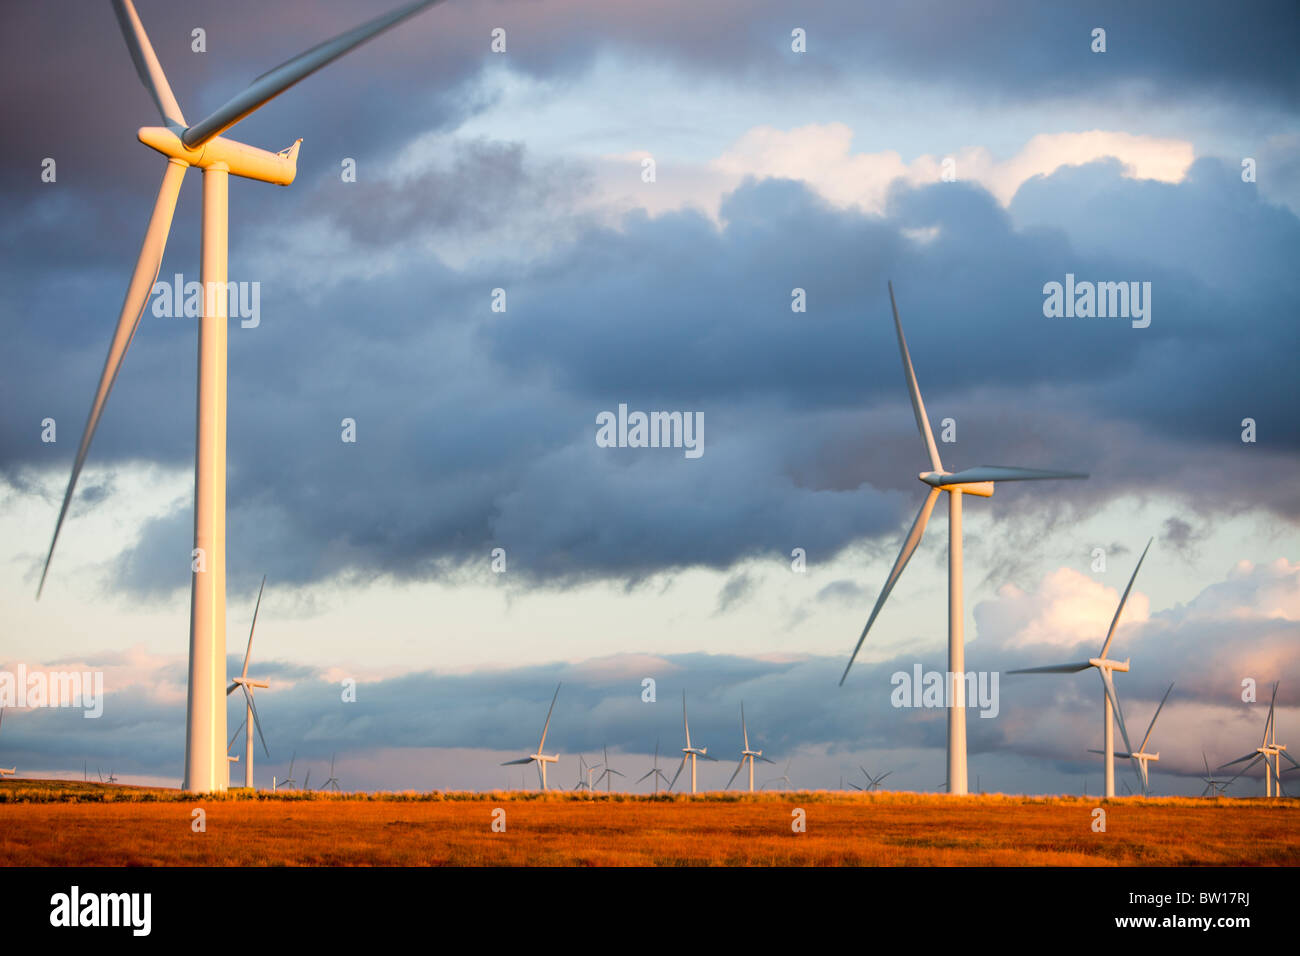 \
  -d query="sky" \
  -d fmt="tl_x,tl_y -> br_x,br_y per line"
0,0 -> 1297,796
